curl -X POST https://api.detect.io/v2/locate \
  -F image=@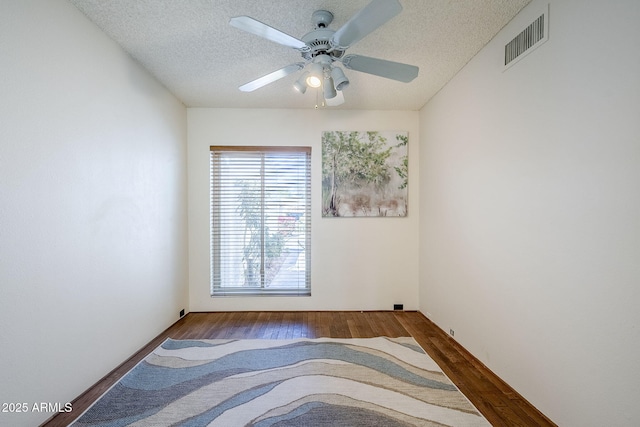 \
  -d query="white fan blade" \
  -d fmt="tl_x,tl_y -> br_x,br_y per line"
325,90 -> 345,106
342,54 -> 418,82
230,16 -> 308,50
239,63 -> 305,92
331,0 -> 402,50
